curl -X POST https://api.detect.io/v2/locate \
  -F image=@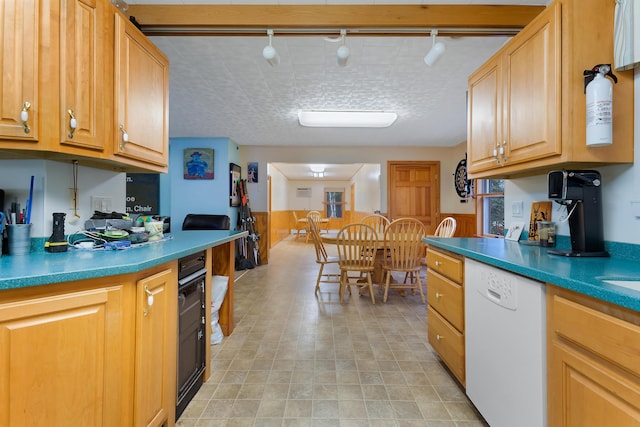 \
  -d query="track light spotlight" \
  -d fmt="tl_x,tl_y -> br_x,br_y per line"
424,29 -> 445,66
262,29 -> 280,66
336,29 -> 350,67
